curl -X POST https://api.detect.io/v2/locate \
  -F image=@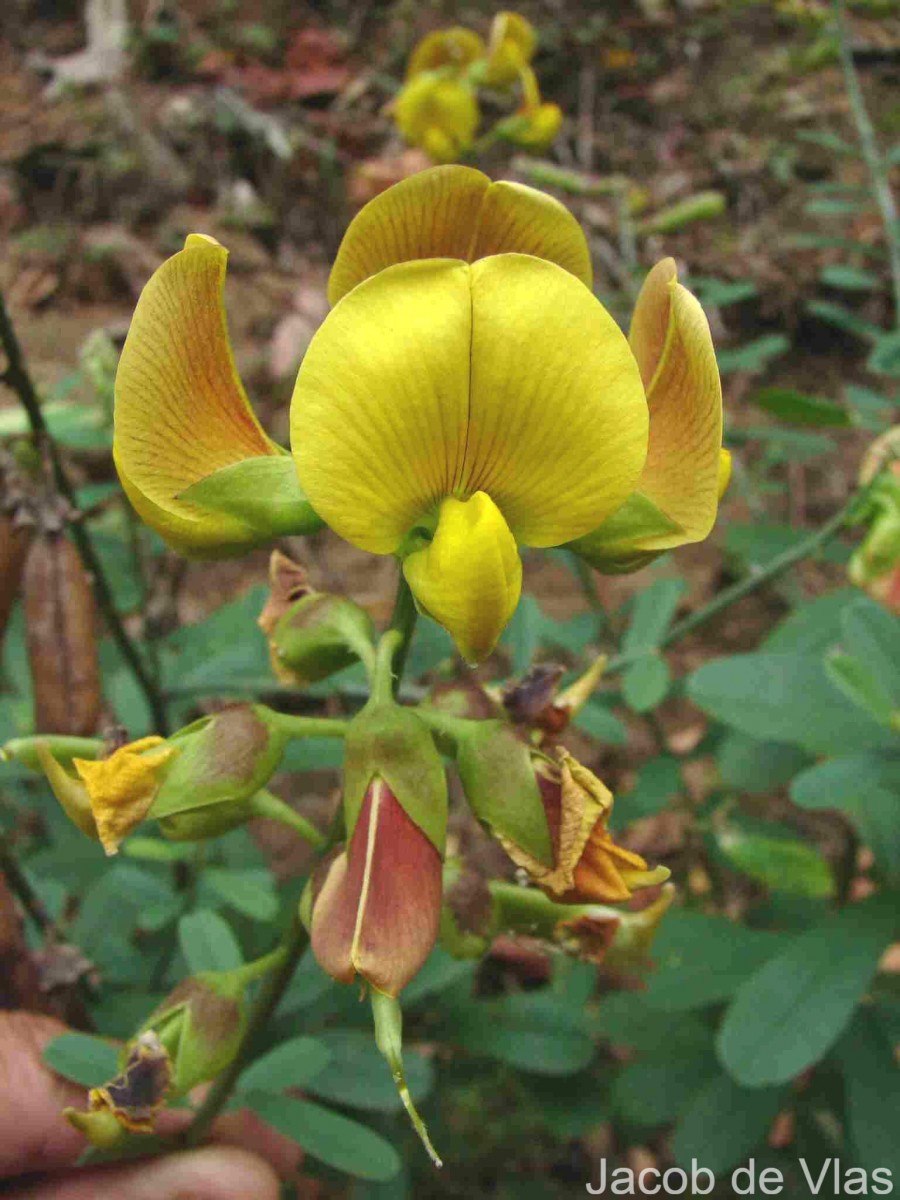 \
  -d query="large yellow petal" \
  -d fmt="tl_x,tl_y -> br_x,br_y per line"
327,165 -> 592,304
626,258 -> 723,548
462,254 -> 646,547
293,255 -> 646,554
293,258 -> 472,554
114,234 -> 279,556
403,492 -> 522,662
